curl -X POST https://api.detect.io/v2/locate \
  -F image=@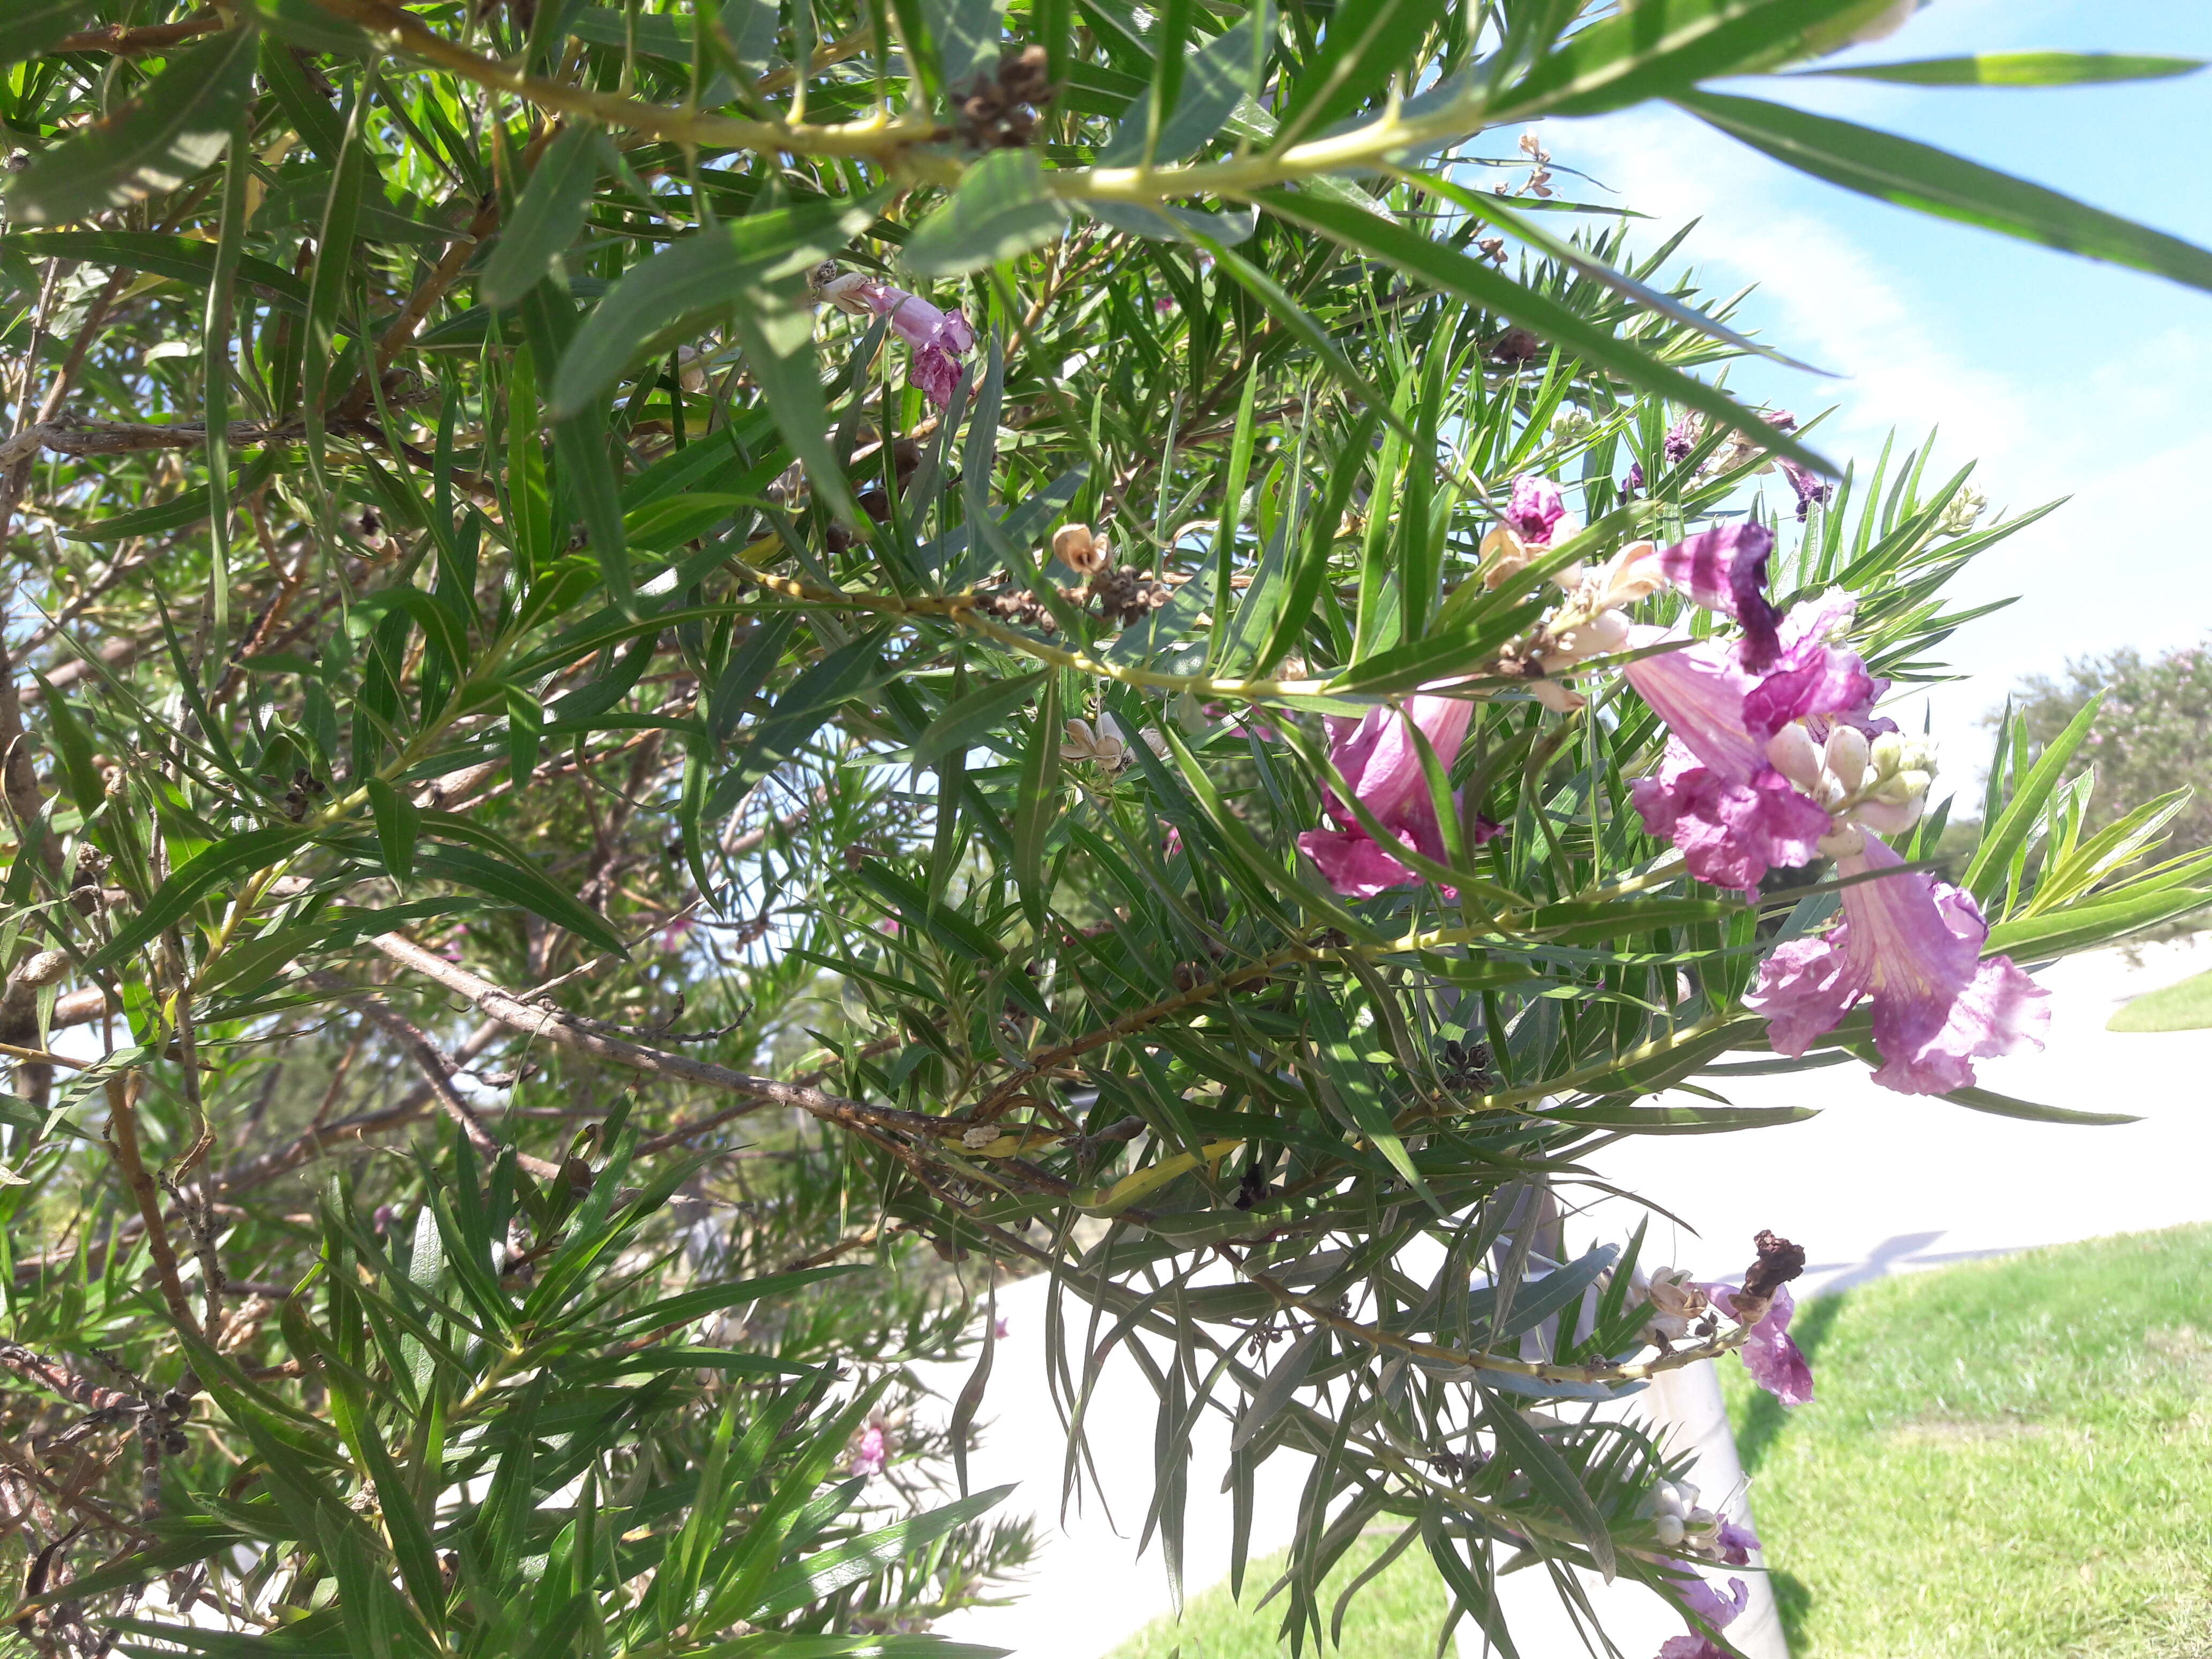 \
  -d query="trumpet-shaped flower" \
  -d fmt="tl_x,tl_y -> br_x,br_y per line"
814,267 -> 976,408
1746,829 -> 2050,1095
1479,475 -> 1580,589
1624,598 -> 1890,890
1297,697 -> 1501,897
1641,523 -> 1783,670
1506,475 -> 1568,542
1706,1281 -> 1814,1407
